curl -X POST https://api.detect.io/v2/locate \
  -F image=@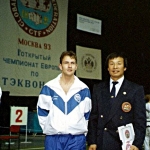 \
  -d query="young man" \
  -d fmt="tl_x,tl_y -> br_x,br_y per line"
37,51 -> 91,150
87,52 -> 146,150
